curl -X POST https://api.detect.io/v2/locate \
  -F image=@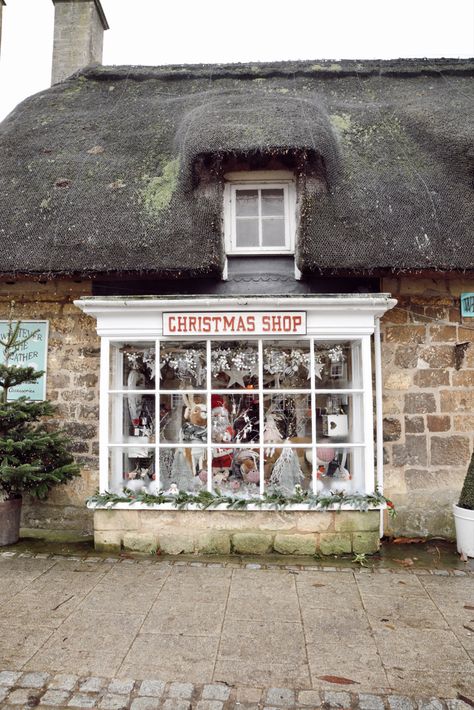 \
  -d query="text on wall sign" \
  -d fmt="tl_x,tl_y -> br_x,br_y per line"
163,311 -> 307,336
461,293 -> 474,318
